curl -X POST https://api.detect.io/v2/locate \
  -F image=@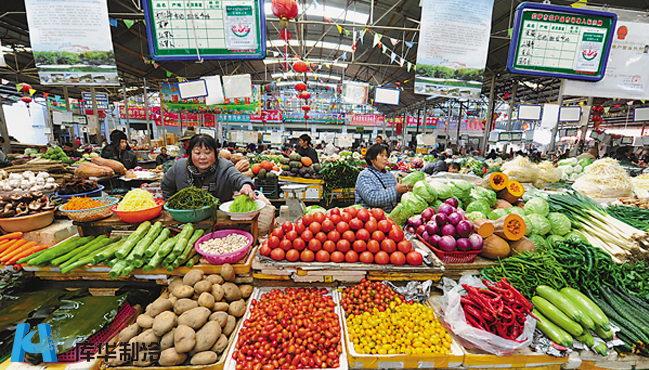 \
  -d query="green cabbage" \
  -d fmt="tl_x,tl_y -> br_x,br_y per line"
528,234 -> 548,251
413,181 -> 437,203
578,157 -> 593,169
466,199 -> 491,215
527,214 -> 551,235
305,205 -> 327,215
470,187 -> 497,207
521,215 -> 533,236
488,209 -> 508,220
431,199 -> 443,210
389,204 -> 414,226
466,211 -> 486,222
547,212 -> 571,236
402,171 -> 425,187
524,197 -> 549,217
564,230 -> 587,243
402,193 -> 428,214
449,180 -> 472,200
430,181 -> 453,200
507,206 -> 526,217
546,234 -> 565,248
